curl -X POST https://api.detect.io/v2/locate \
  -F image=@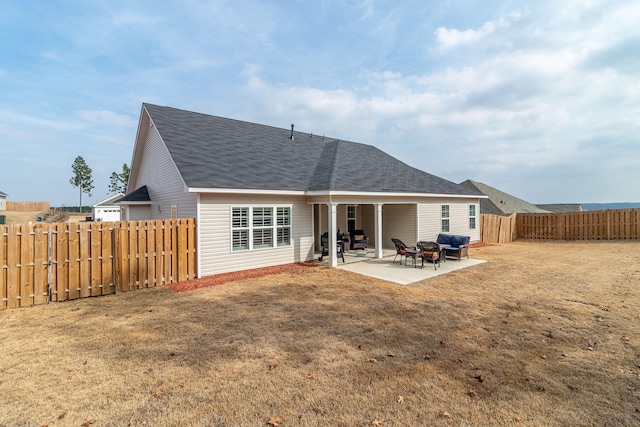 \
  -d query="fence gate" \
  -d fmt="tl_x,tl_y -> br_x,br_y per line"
1,219 -> 197,310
